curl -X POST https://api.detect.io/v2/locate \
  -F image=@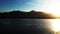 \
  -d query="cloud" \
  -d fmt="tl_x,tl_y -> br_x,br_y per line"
25,0 -> 43,11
